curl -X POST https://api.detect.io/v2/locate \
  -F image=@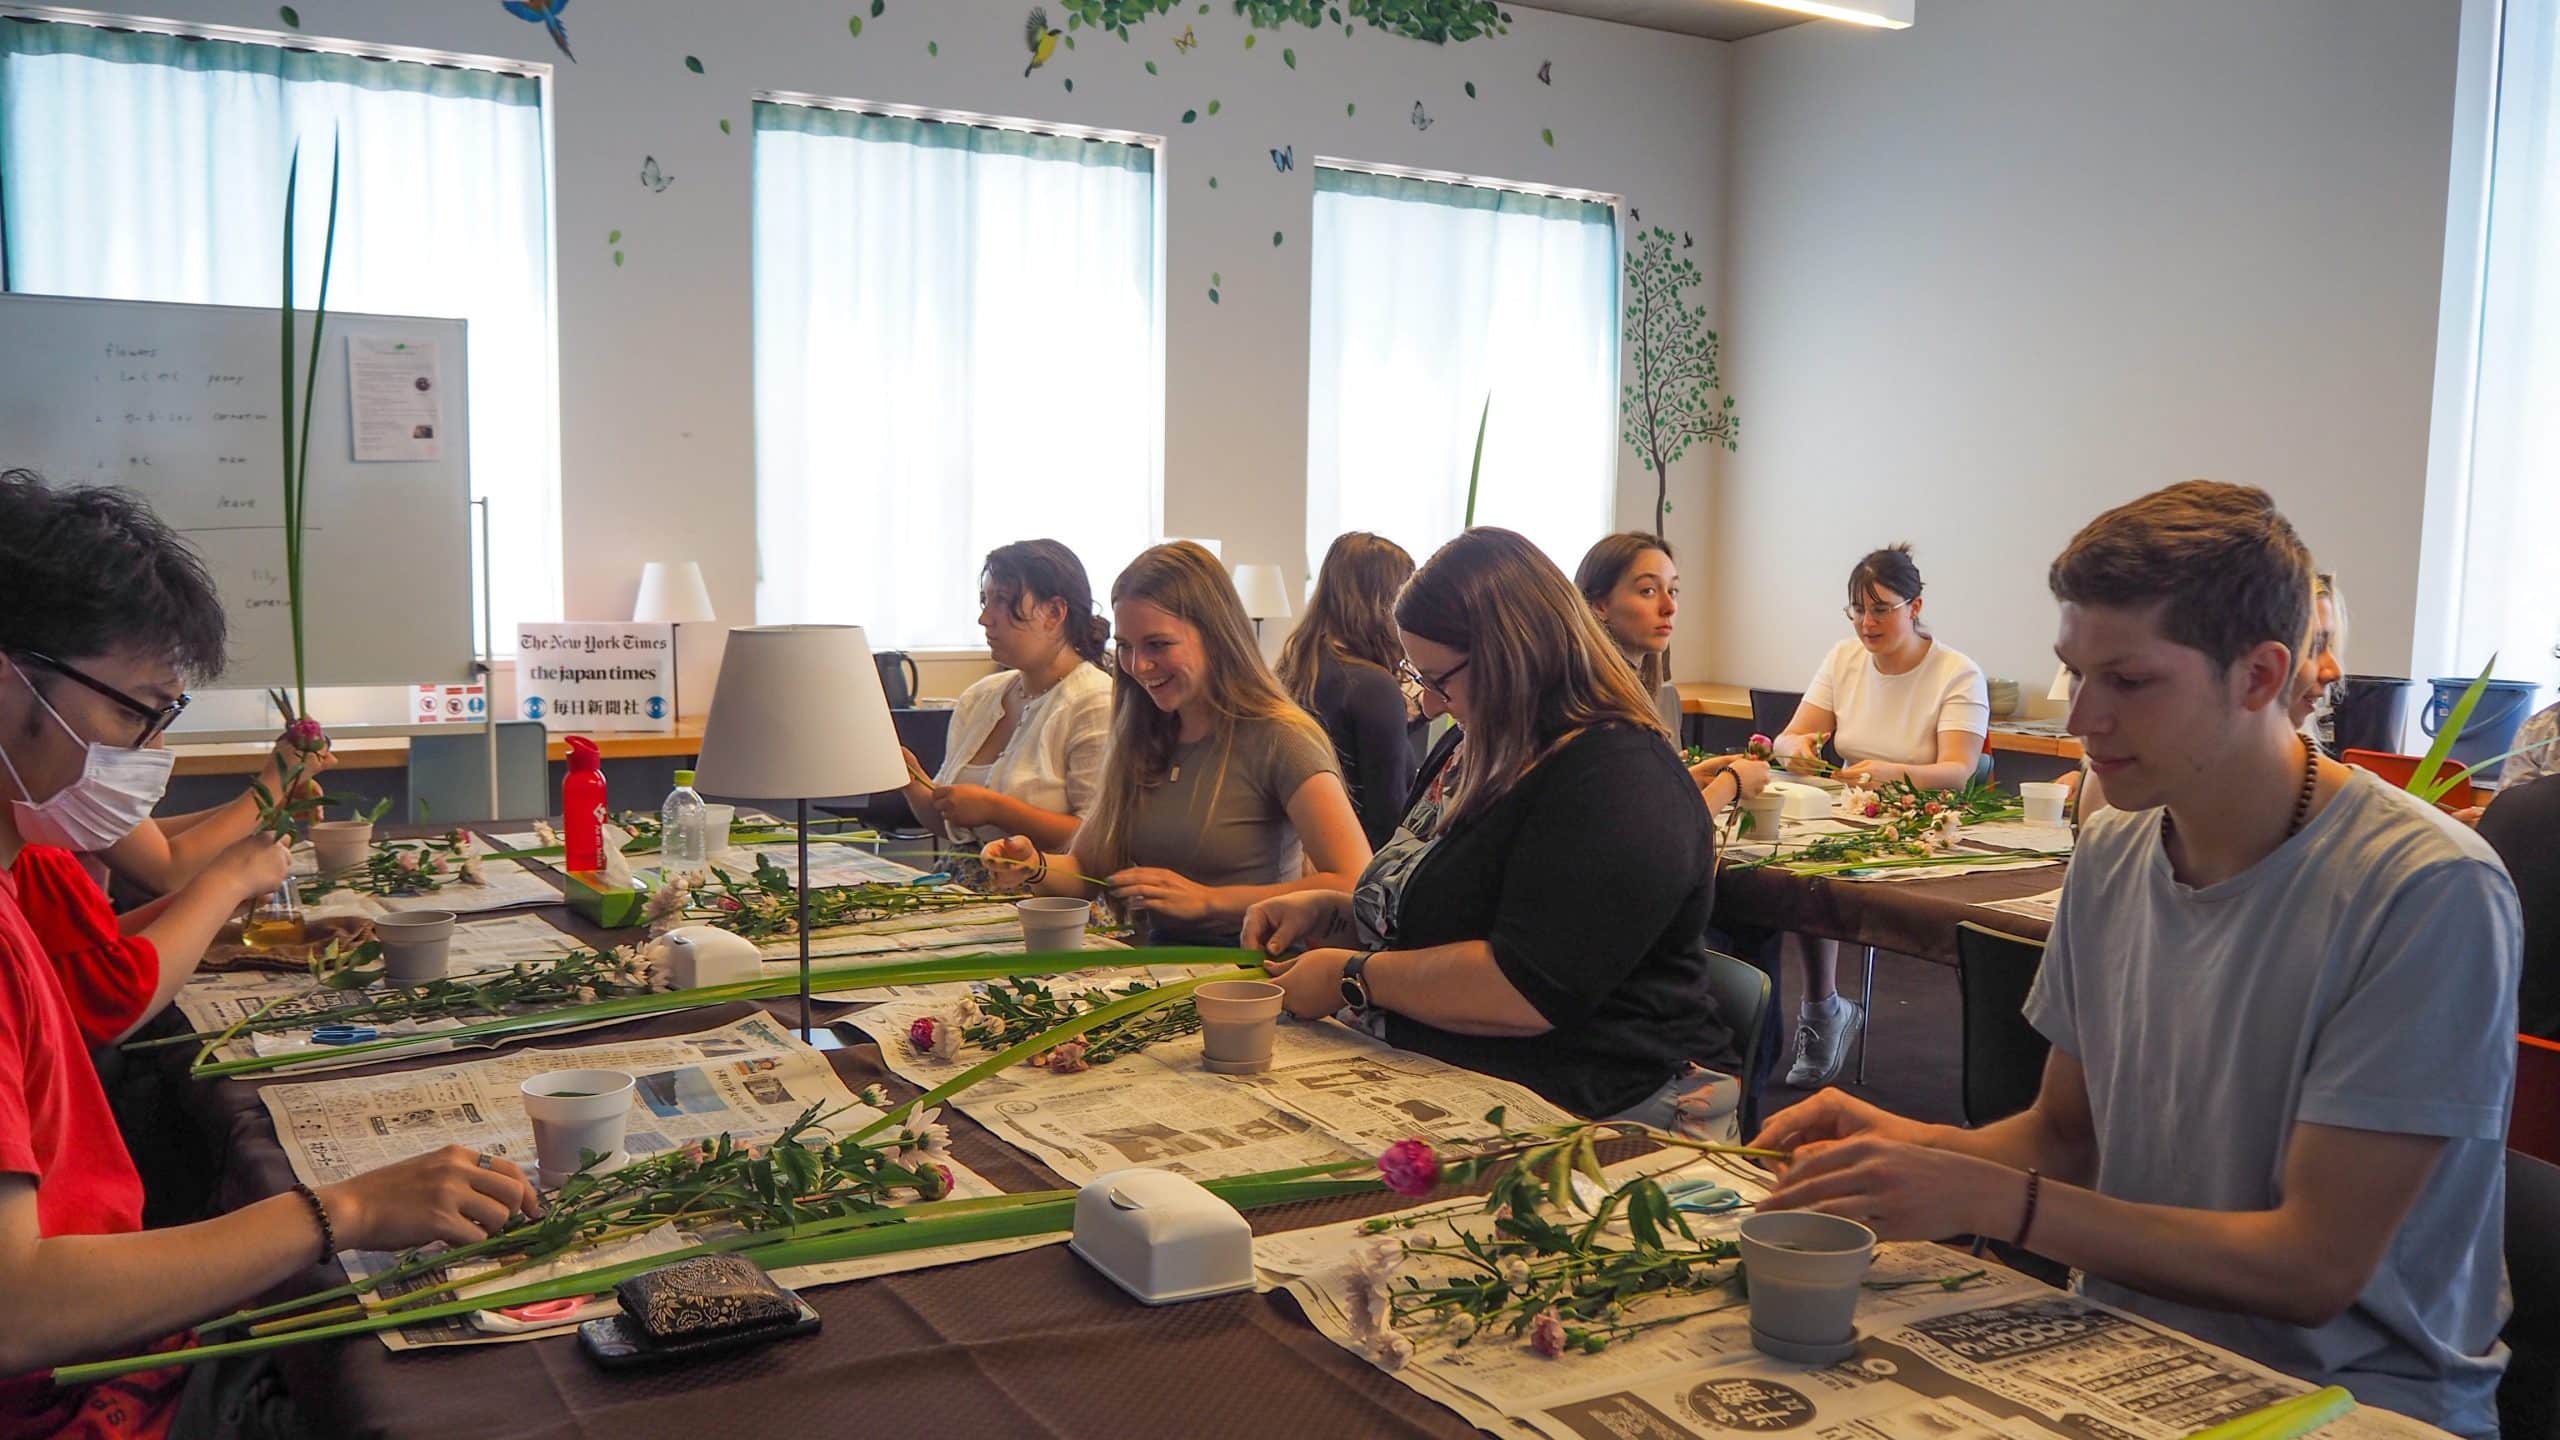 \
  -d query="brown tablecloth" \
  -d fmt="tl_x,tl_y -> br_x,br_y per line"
180,839 -> 1482,1440
1713,858 -> 2060,967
